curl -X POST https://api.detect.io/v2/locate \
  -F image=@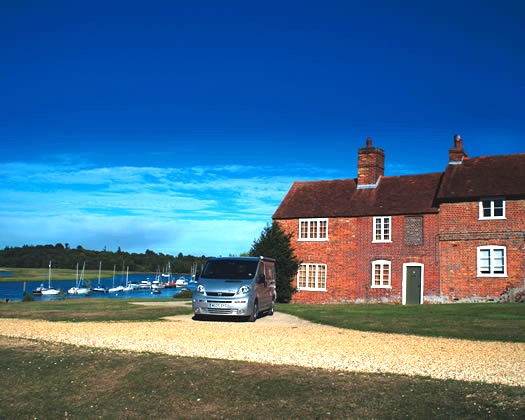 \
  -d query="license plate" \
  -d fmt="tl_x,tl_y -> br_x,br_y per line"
209,302 -> 229,309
